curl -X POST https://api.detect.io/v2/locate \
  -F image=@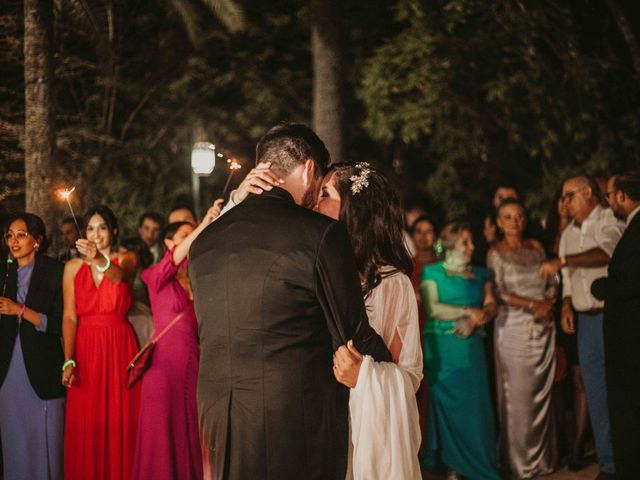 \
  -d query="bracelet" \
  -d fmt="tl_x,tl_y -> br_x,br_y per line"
17,304 -> 26,320
95,253 -> 111,273
62,359 -> 76,371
